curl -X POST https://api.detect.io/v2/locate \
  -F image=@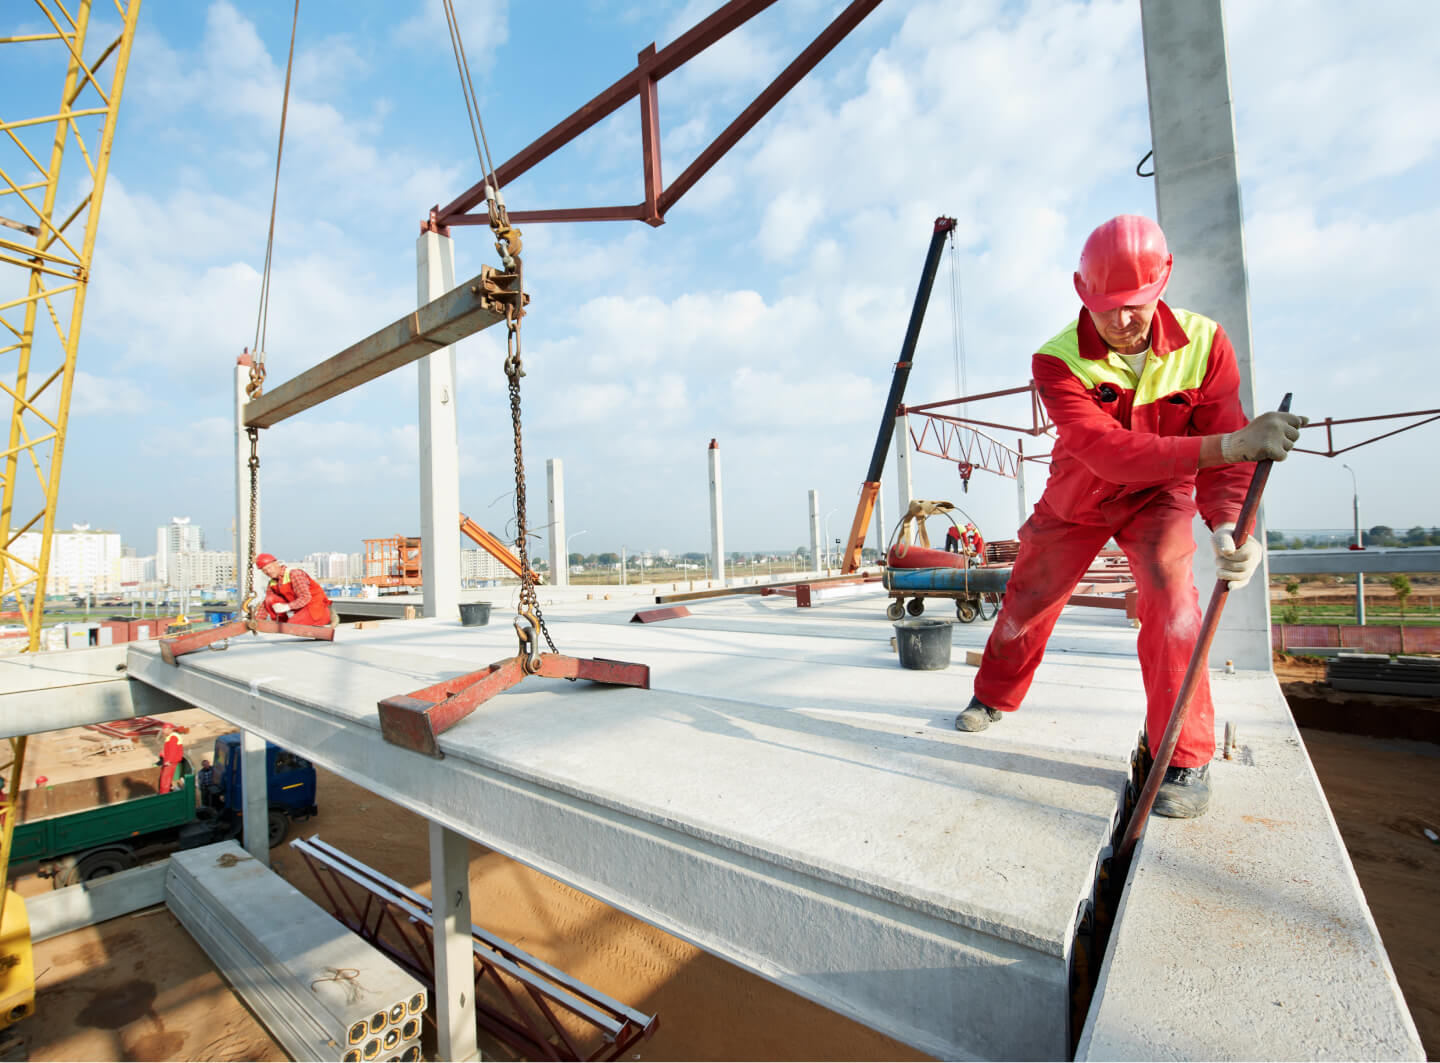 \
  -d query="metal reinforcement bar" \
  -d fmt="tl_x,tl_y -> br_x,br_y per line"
292,835 -> 659,1062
